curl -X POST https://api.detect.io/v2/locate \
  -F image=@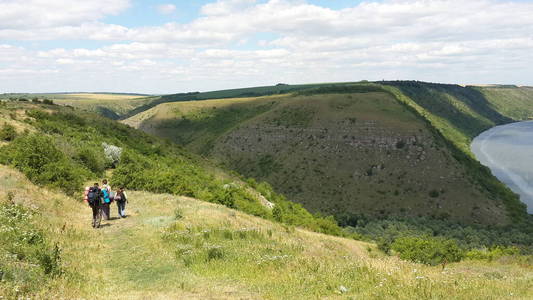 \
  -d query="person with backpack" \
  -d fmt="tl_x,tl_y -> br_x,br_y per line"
86,183 -> 102,228
115,186 -> 128,218
101,179 -> 112,220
